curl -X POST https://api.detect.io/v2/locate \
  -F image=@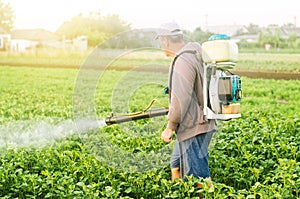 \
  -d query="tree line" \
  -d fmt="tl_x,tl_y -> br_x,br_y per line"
1,0 -> 299,50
